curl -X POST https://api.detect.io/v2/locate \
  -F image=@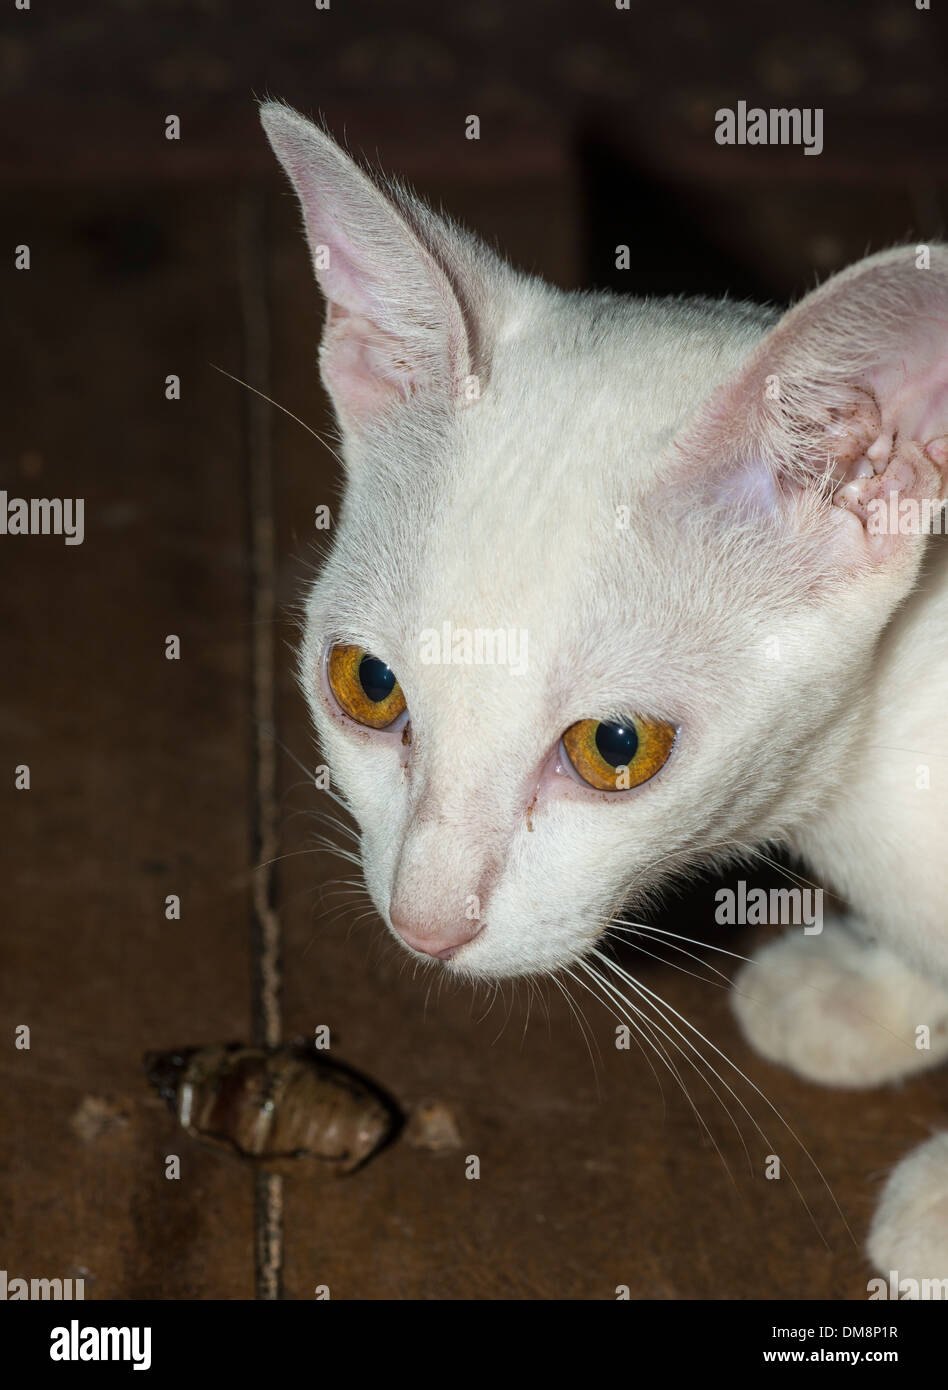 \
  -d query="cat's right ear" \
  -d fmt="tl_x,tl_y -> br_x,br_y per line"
677,244 -> 948,573
260,102 -> 473,433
